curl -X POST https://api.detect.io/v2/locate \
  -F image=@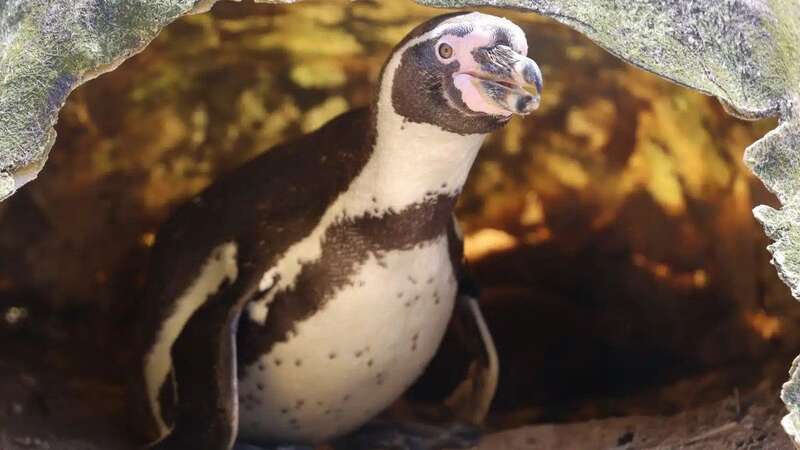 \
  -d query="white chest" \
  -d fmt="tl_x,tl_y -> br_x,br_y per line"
237,235 -> 458,445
